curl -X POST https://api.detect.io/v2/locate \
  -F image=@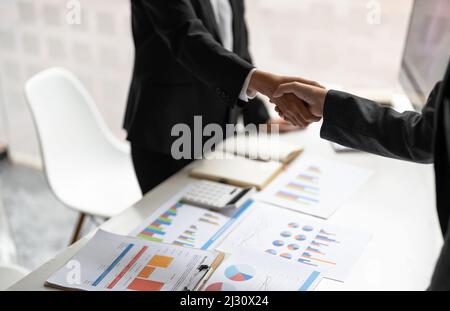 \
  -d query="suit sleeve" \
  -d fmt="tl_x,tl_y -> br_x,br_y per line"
242,96 -> 271,126
141,0 -> 254,106
320,84 -> 441,164
429,230 -> 450,290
